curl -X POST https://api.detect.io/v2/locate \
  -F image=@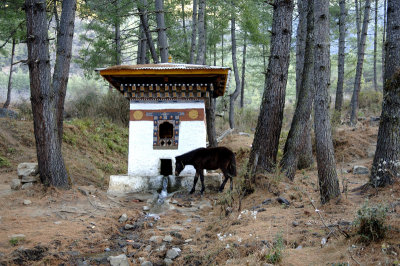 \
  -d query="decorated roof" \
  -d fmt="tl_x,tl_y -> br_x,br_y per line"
98,63 -> 231,100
